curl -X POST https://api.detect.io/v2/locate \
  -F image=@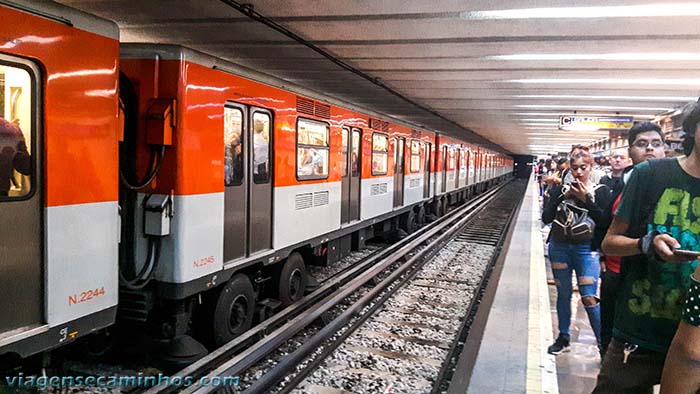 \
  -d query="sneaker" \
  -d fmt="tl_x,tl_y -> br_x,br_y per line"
547,335 -> 571,355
